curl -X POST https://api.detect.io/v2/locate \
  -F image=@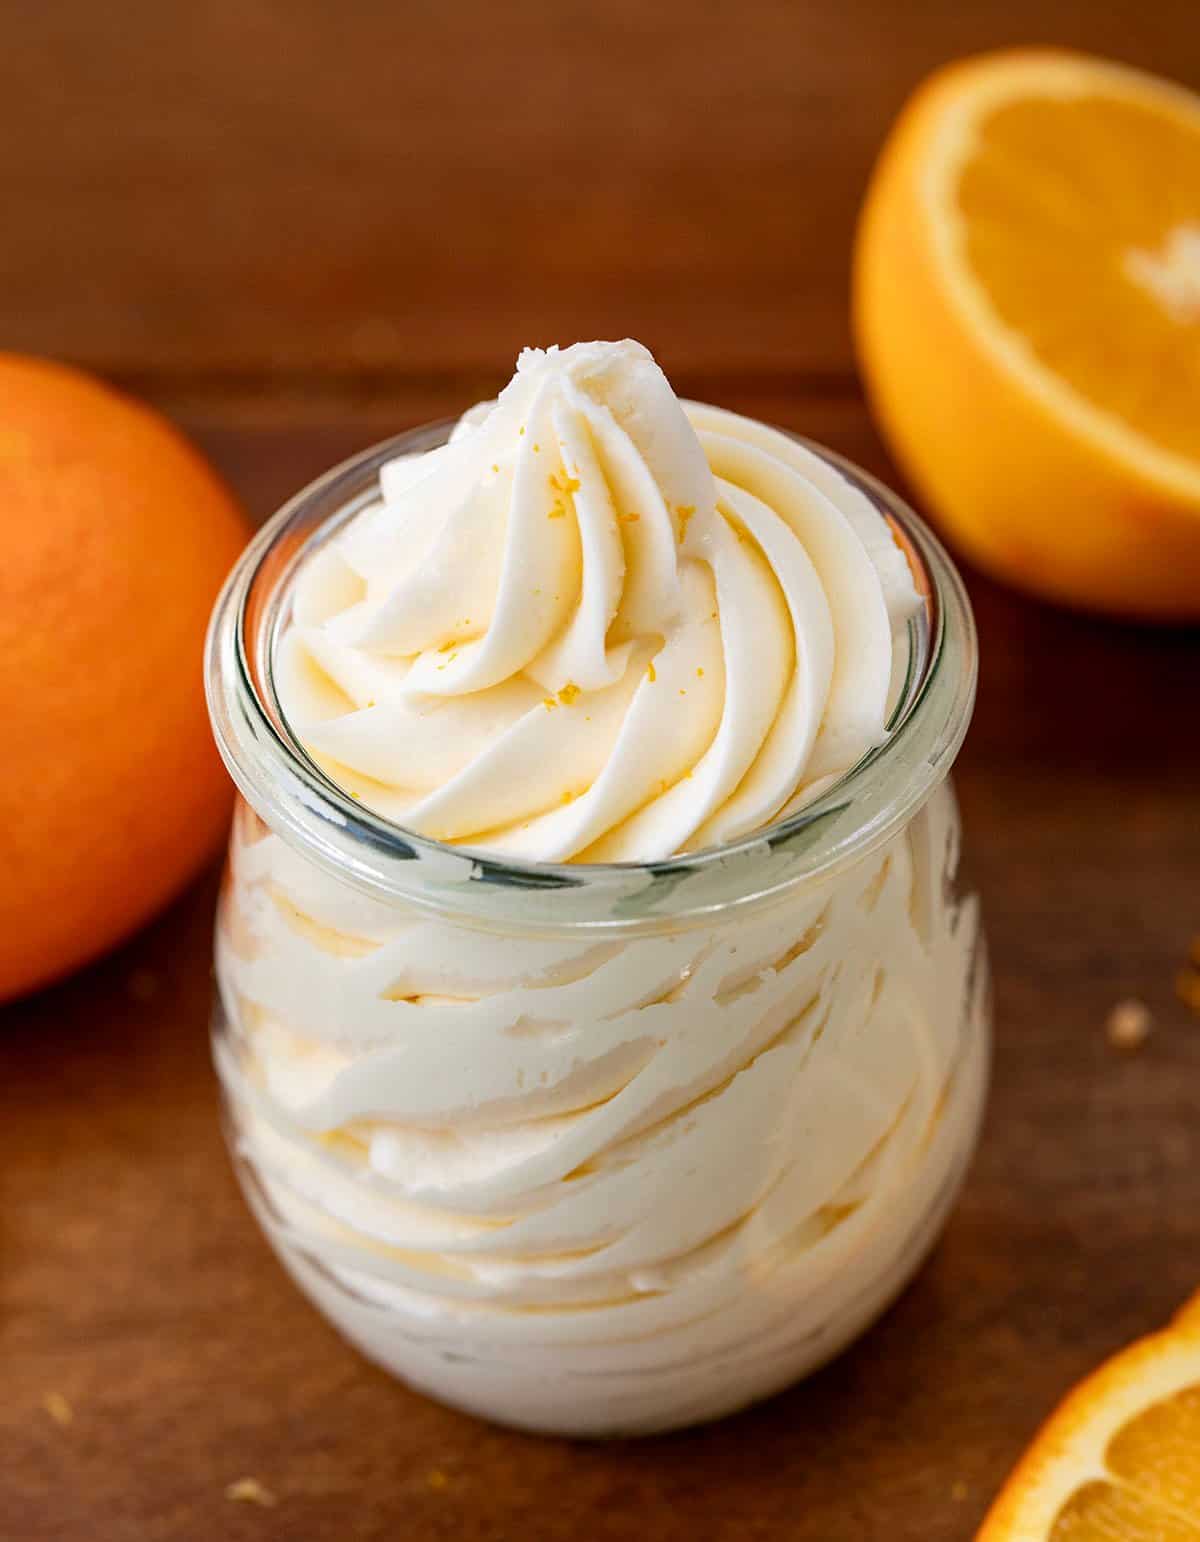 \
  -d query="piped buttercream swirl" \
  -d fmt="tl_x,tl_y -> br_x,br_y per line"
278,340 -> 919,862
